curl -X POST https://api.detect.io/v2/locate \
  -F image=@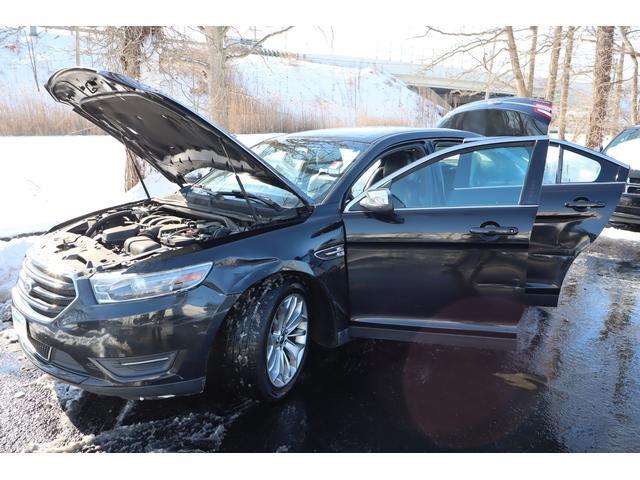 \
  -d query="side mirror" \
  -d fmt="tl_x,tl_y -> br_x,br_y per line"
360,188 -> 394,213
